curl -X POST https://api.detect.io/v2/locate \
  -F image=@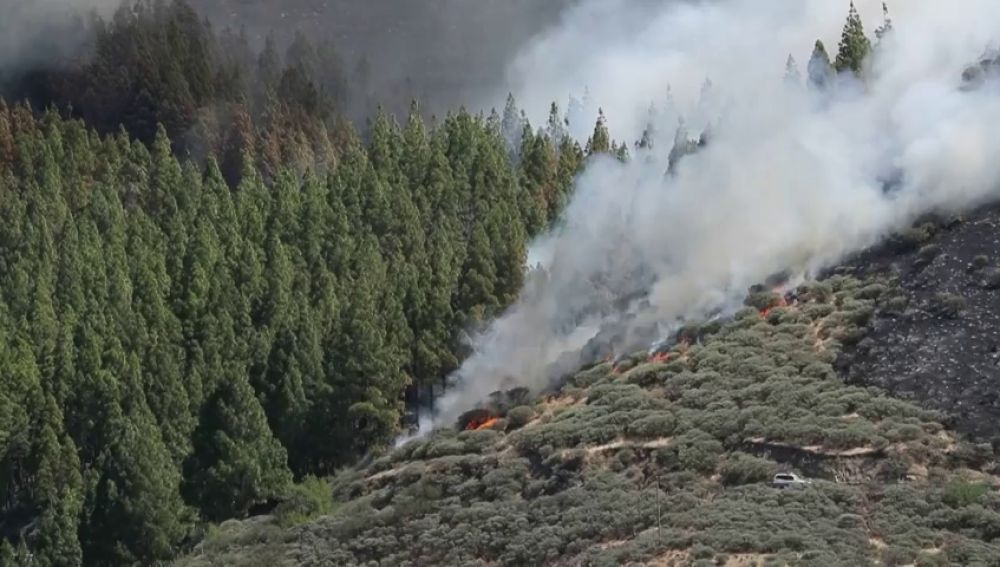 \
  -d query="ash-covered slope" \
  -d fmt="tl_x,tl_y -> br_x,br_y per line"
177,272 -> 1000,567
836,206 -> 1000,443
